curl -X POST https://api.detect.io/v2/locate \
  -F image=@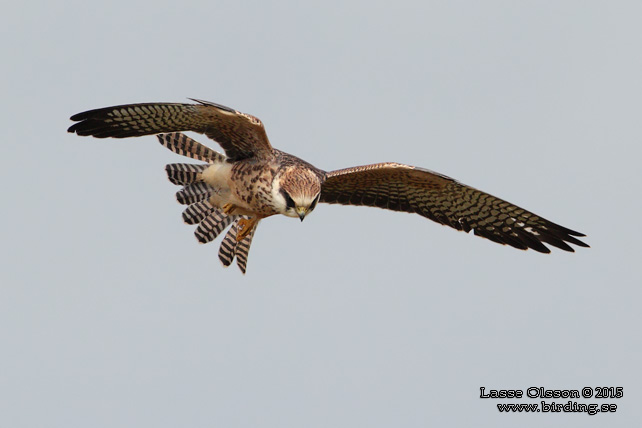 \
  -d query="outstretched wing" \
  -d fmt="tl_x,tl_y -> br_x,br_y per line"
68,99 -> 272,161
320,162 -> 588,253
